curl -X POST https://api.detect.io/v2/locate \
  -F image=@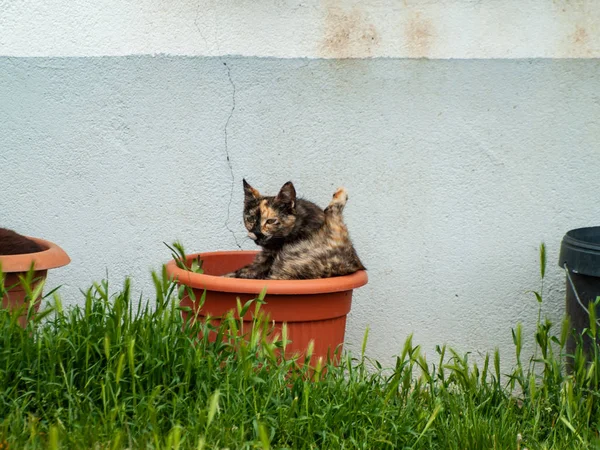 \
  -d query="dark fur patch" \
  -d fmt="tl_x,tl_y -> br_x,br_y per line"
226,182 -> 364,280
